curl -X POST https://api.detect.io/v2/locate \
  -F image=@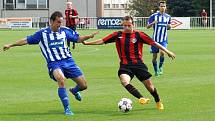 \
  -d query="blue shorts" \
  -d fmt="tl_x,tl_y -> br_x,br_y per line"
47,58 -> 83,81
151,41 -> 167,53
